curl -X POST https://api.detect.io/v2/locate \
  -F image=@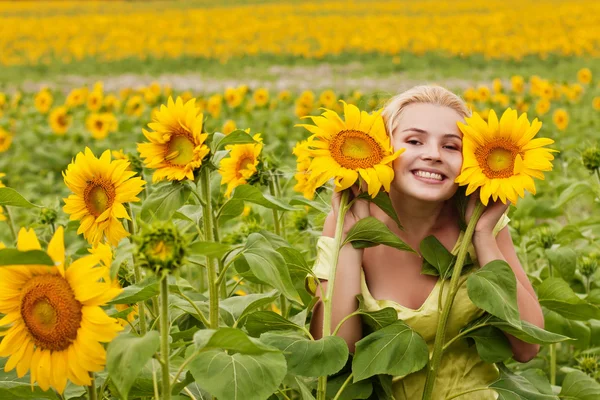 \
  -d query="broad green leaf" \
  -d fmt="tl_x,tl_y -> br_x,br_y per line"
489,317 -> 571,345
490,364 -> 558,400
217,199 -> 245,223
106,332 -> 160,400
545,247 -> 577,282
260,331 -> 348,377
188,349 -> 286,400
0,187 -> 40,208
244,311 -> 303,337
0,381 -> 60,399
140,181 -> 191,222
537,278 -> 600,320
554,182 -> 596,208
352,320 -> 428,381
559,370 -> 600,400
109,276 -> 158,304
188,241 -> 233,259
326,372 -> 373,400
232,184 -> 294,211
219,290 -> 279,321
278,246 -> 313,282
543,309 -> 589,348
295,377 -> 317,400
467,260 -> 521,327
419,236 -> 453,278
587,289 -> 600,306
342,217 -> 414,253
242,234 -> 302,303
172,204 -> 203,224
290,196 -> 329,214
464,326 -> 513,363
193,328 -> 277,354
356,191 -> 402,230
356,295 -> 398,332
0,249 -> 54,266
520,369 -> 554,395
214,129 -> 256,151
